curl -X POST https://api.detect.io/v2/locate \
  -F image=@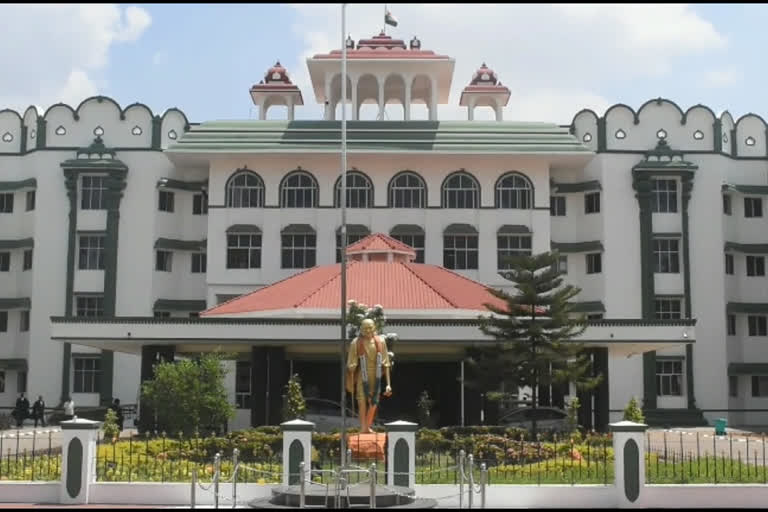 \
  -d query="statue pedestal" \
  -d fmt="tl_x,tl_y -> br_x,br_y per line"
347,432 -> 387,461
